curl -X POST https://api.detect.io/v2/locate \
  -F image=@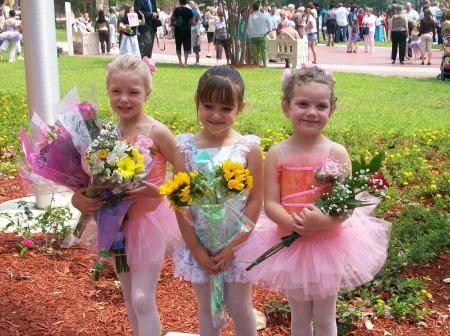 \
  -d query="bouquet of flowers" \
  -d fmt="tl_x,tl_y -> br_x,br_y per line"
160,160 -> 254,328
18,87 -> 100,195
77,121 -> 153,280
245,152 -> 388,271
